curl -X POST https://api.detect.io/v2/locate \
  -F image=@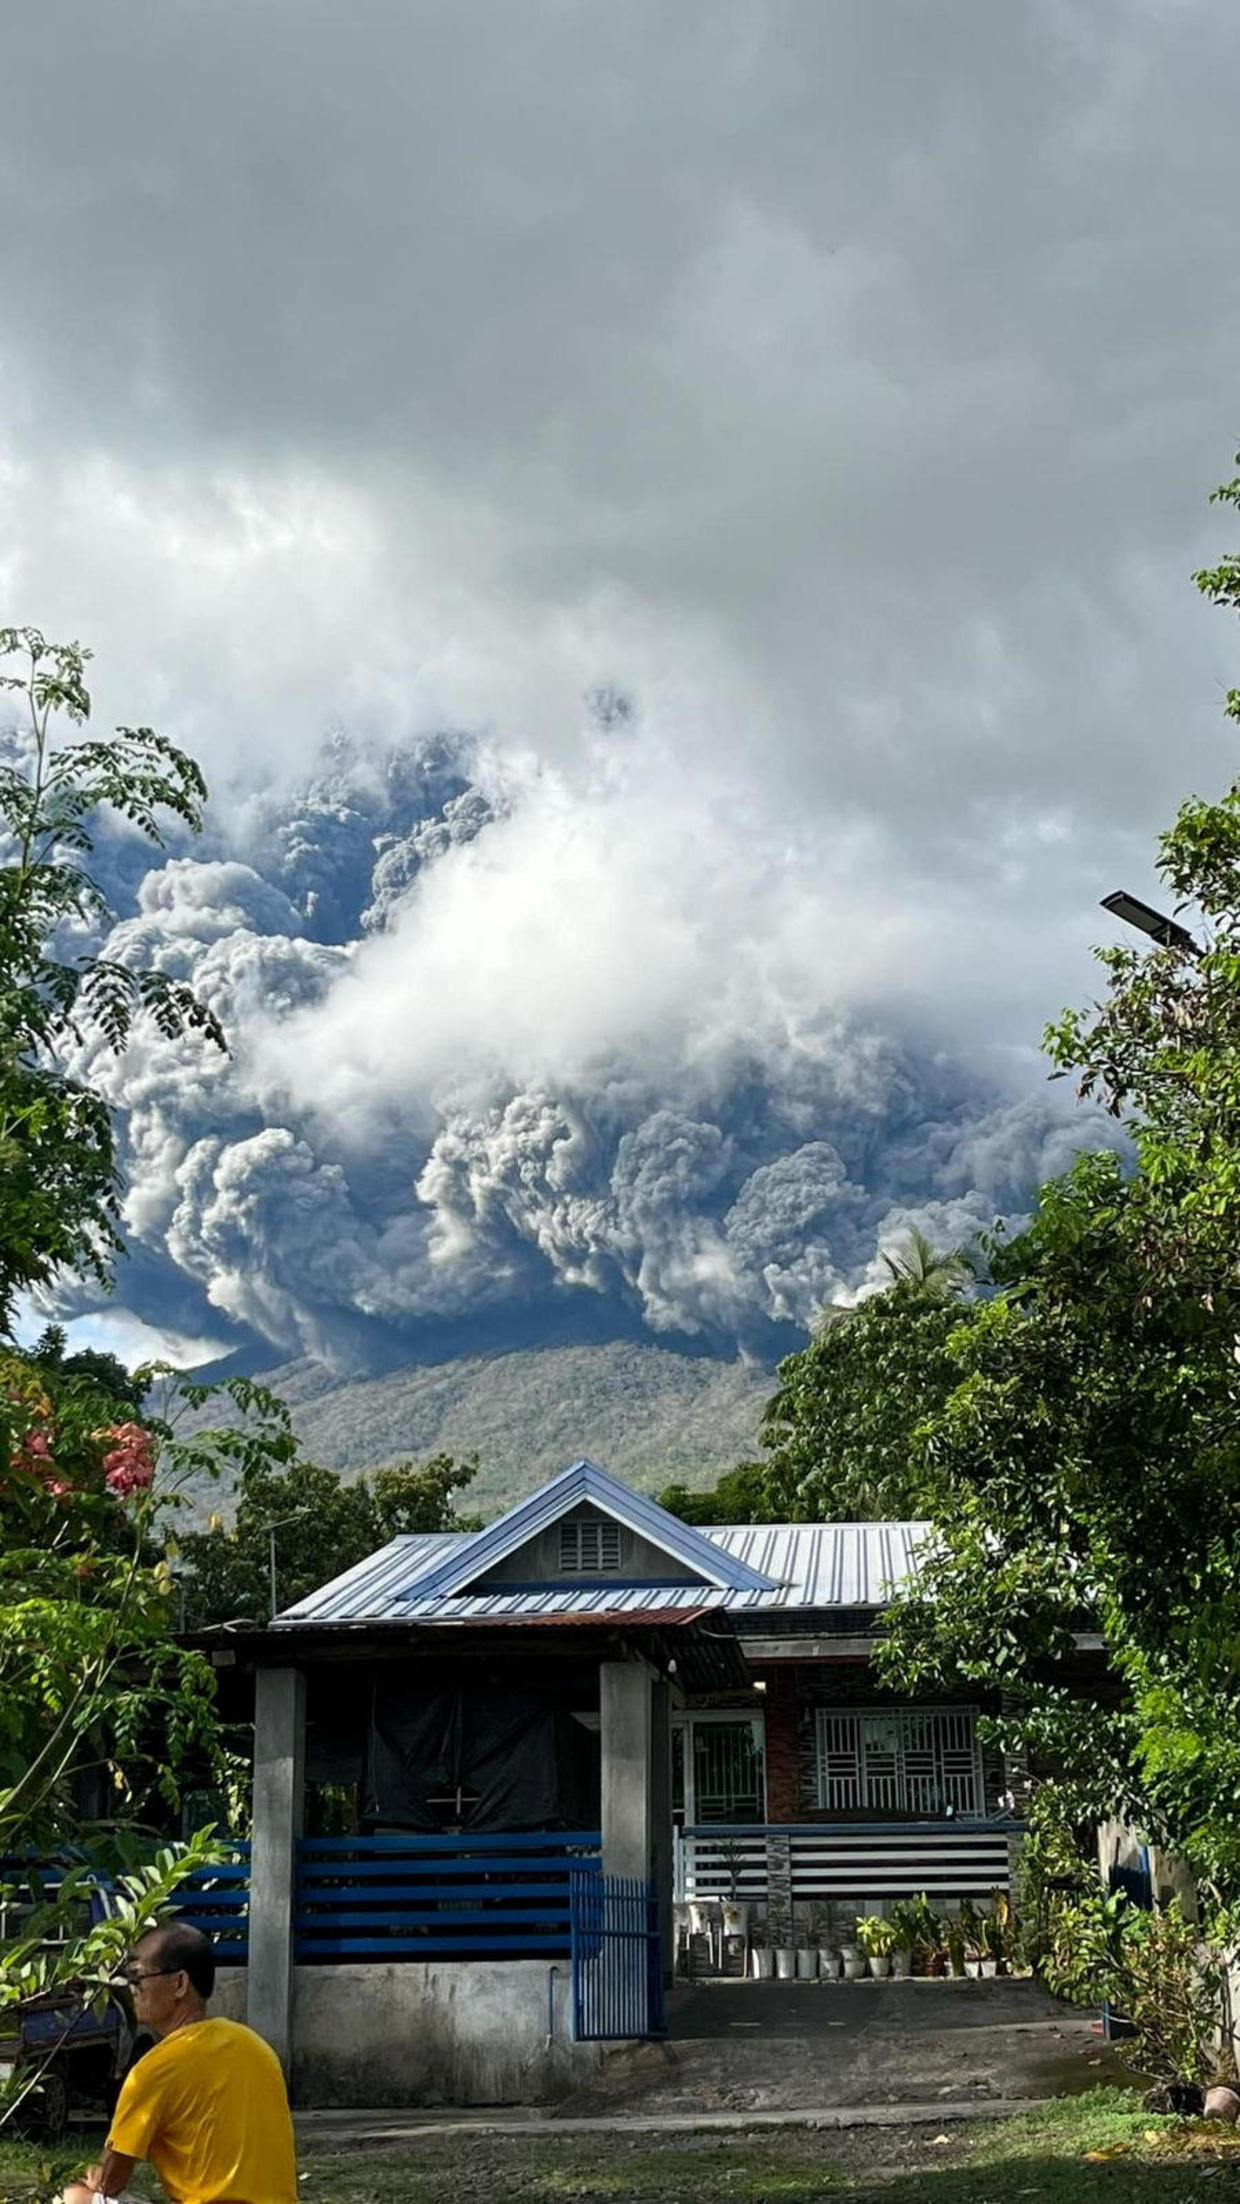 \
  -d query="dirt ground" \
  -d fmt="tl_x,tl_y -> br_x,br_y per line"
551,1976 -> 1131,2117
